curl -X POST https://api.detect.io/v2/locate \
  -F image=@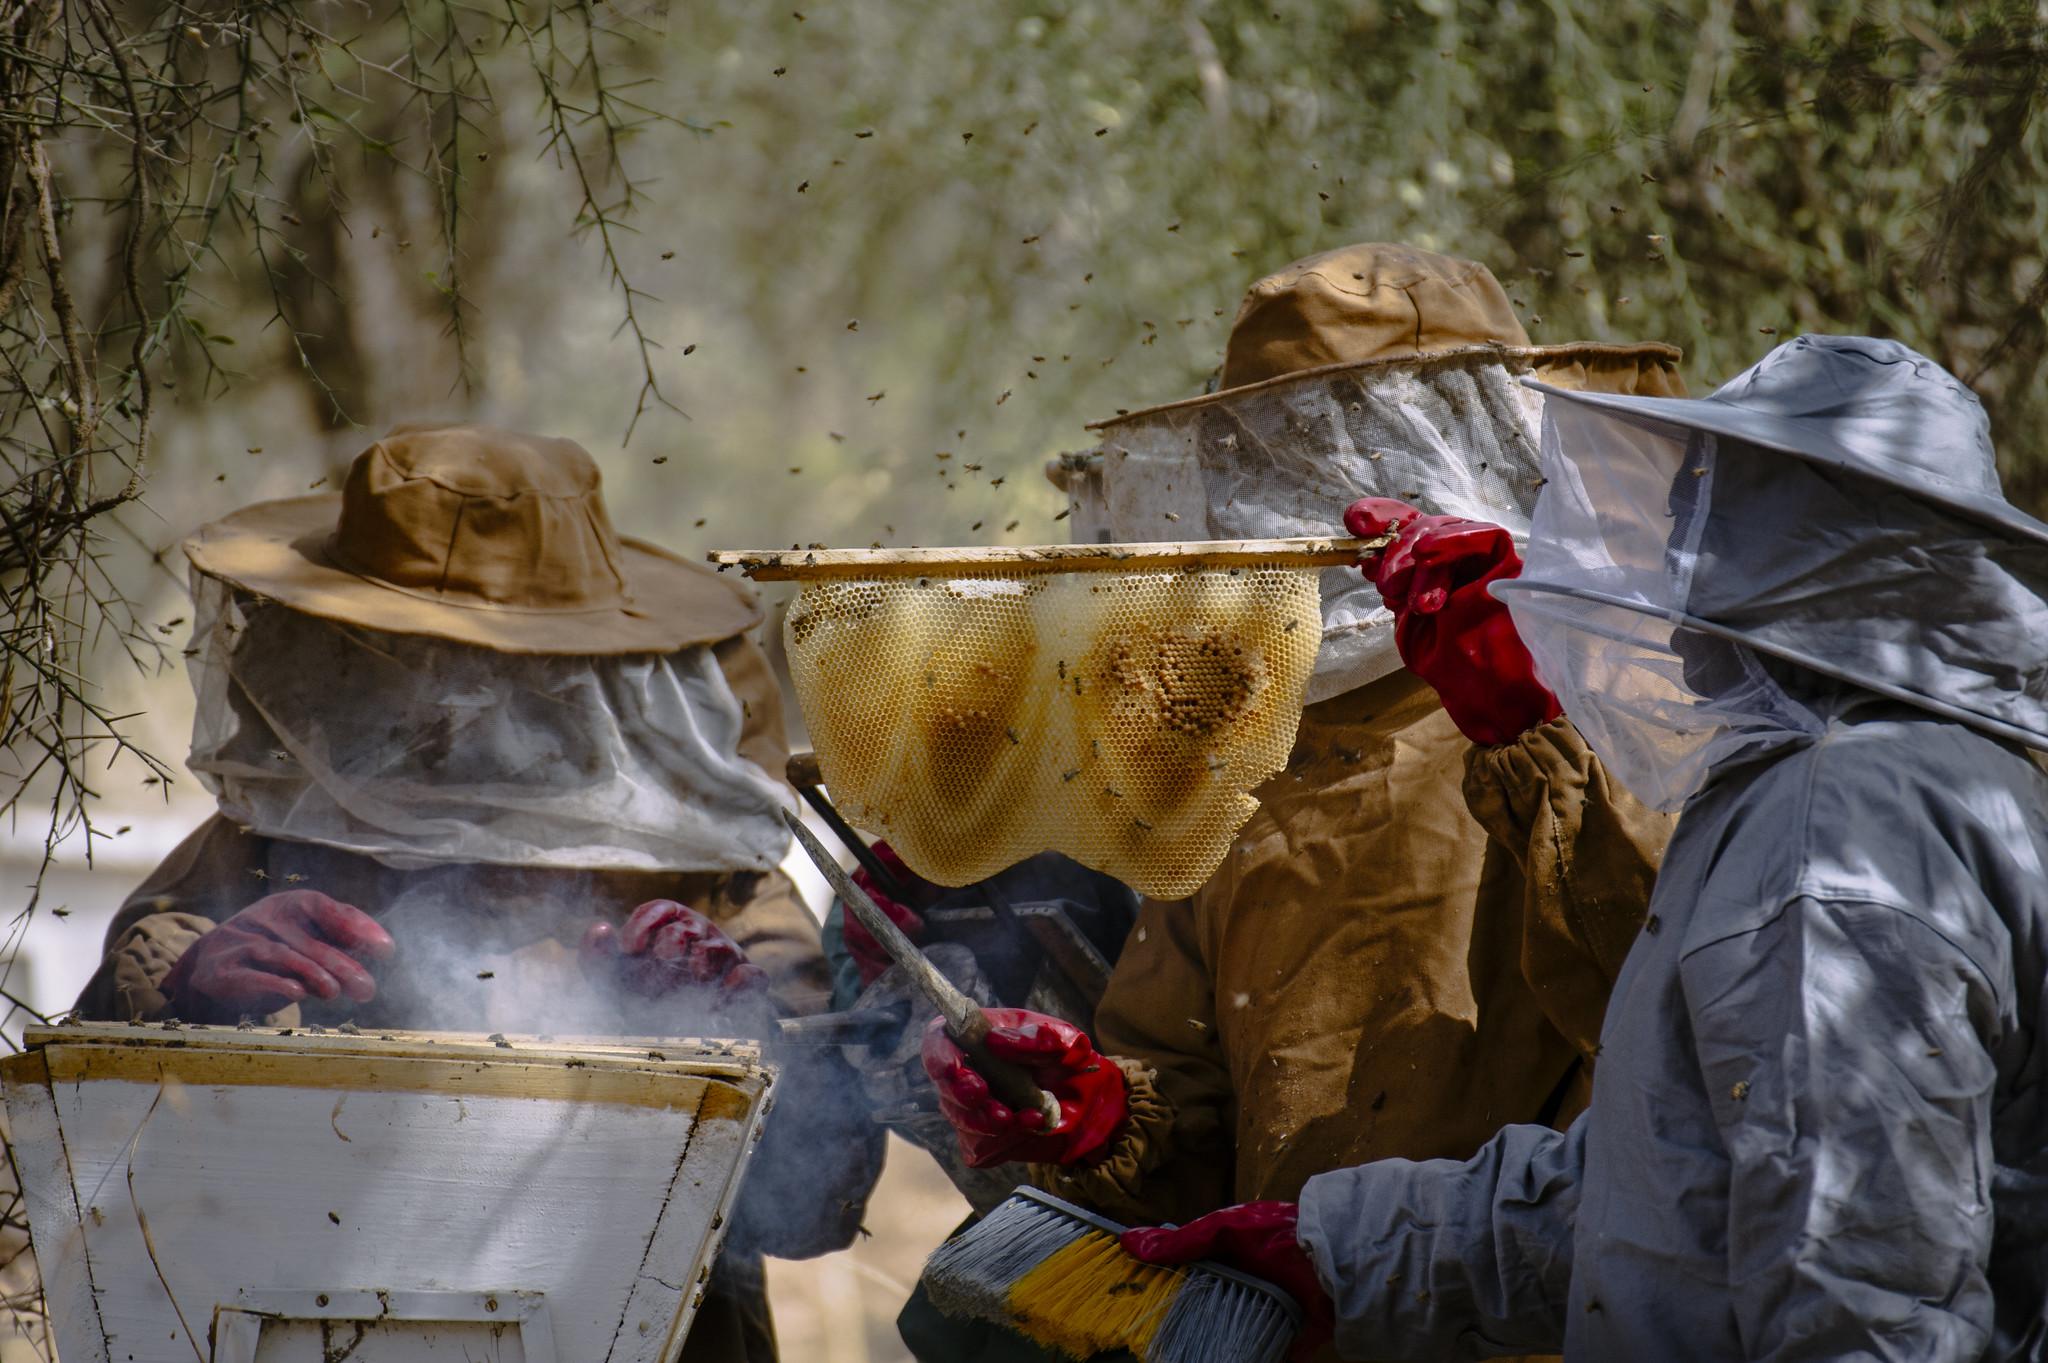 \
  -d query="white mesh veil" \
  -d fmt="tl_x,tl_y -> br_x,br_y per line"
1495,403 -> 1824,811
1079,357 -> 1548,703
186,574 -> 793,871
